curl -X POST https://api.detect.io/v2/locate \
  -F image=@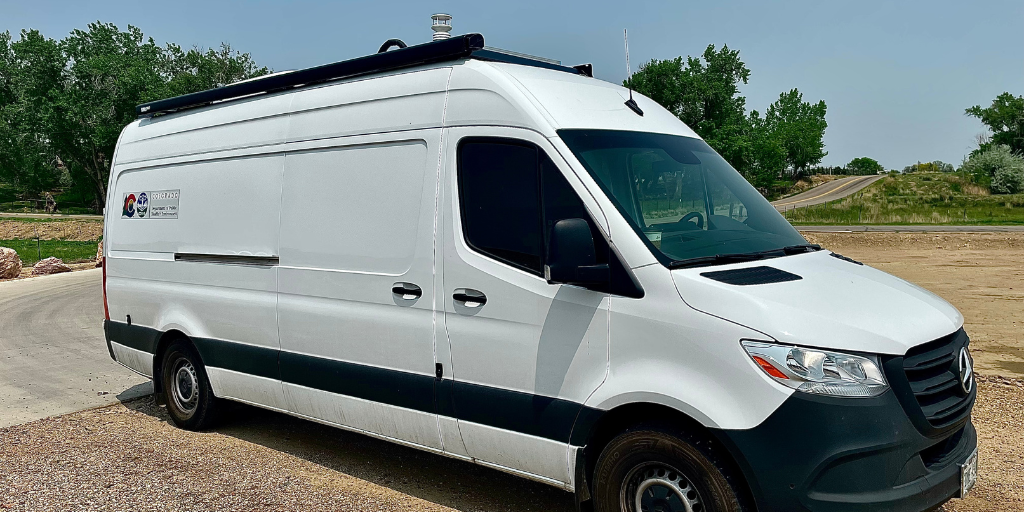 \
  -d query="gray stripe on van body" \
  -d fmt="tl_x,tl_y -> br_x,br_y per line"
103,320 -> 601,444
